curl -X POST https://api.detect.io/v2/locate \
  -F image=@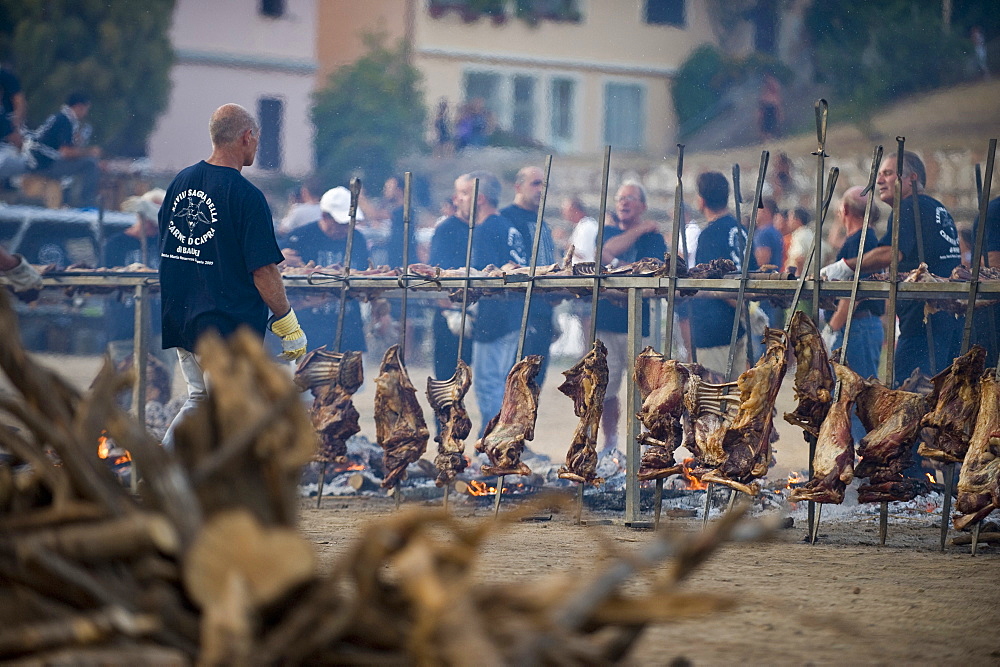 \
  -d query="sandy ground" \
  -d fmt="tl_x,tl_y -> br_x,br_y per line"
16,349 -> 1000,665
297,496 -> 1000,666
